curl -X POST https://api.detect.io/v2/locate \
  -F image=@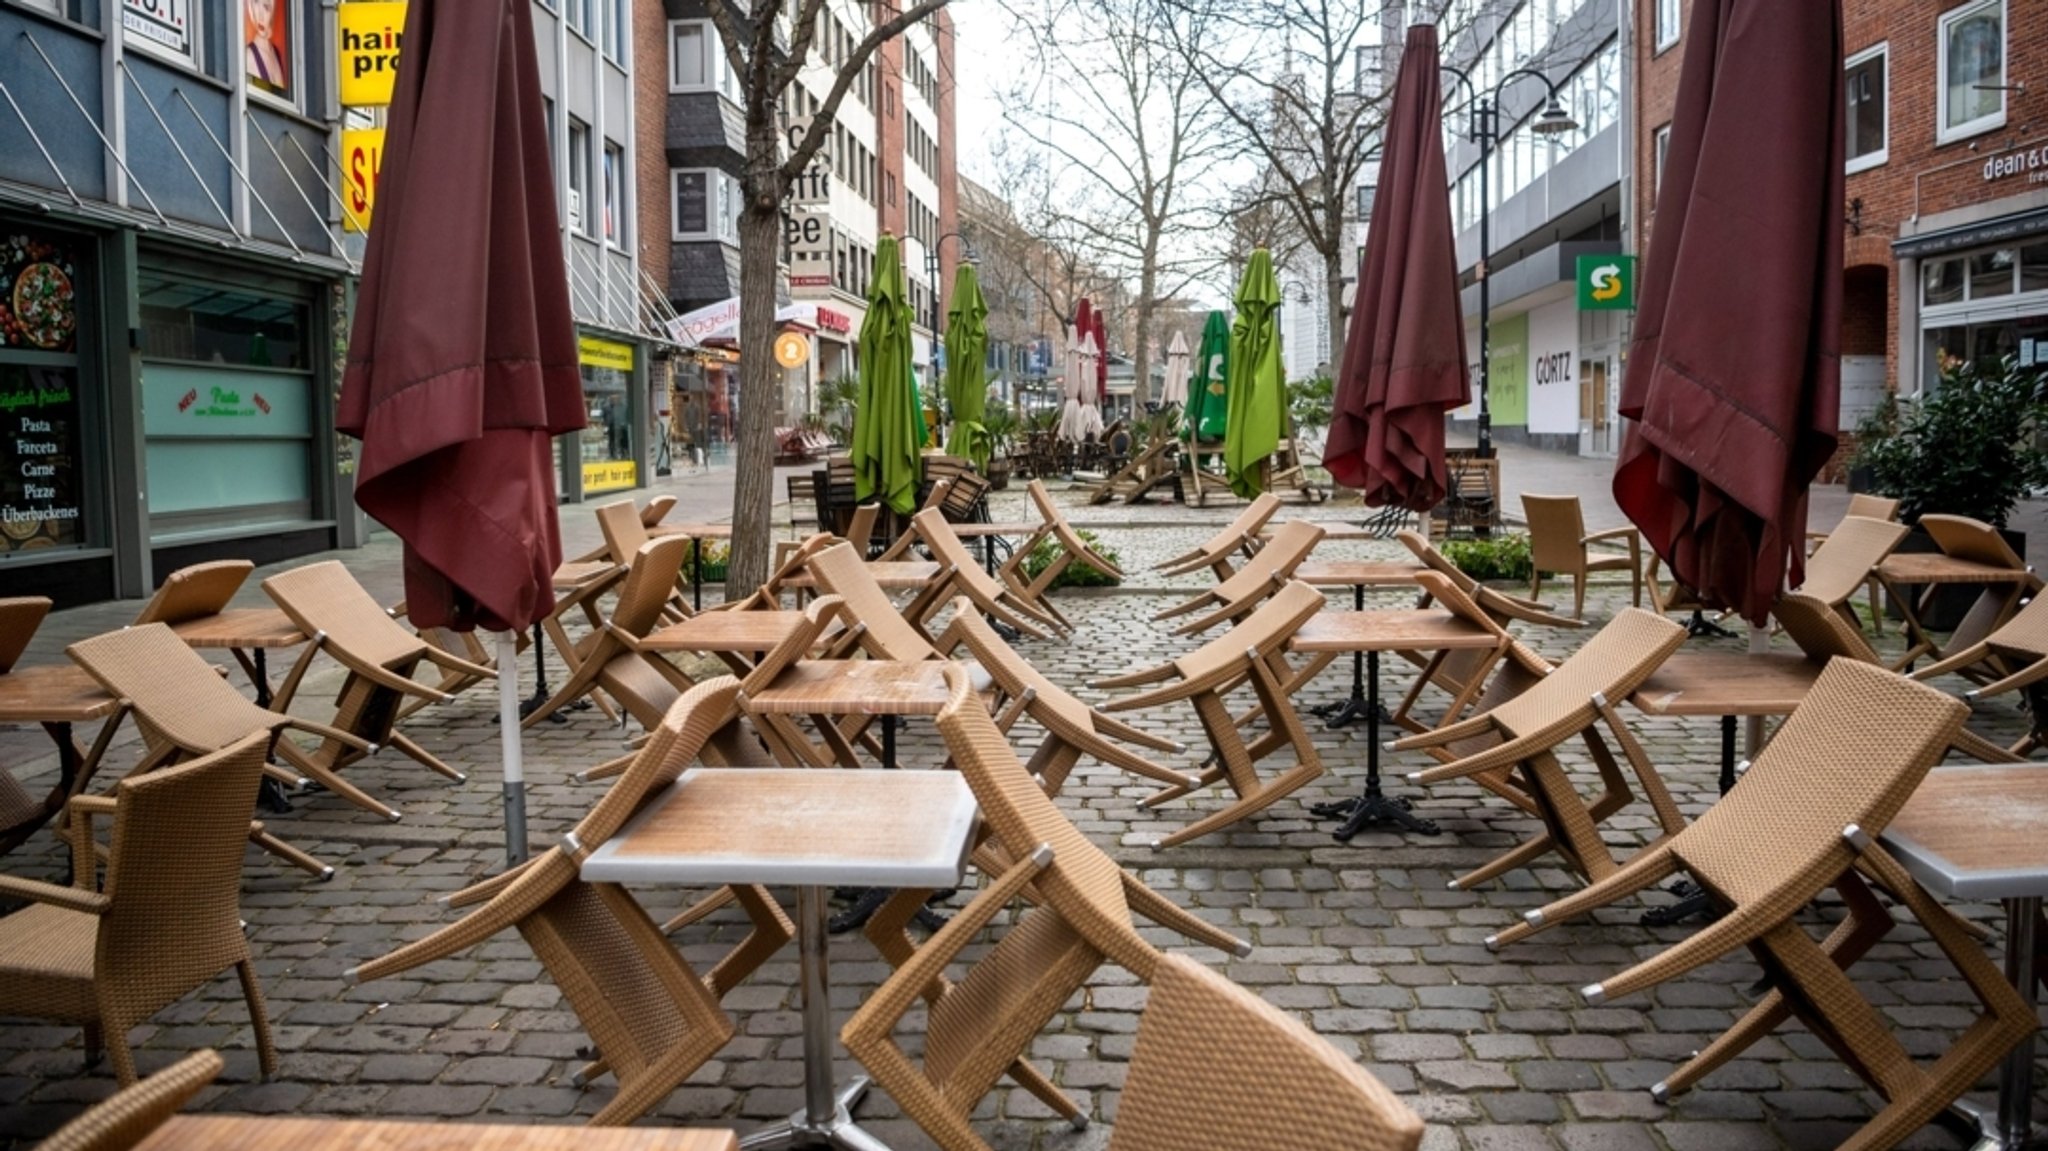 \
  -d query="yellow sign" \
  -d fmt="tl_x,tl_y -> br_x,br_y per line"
578,336 -> 635,371
582,459 -> 638,493
337,3 -> 406,107
340,127 -> 383,233
774,331 -> 810,368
